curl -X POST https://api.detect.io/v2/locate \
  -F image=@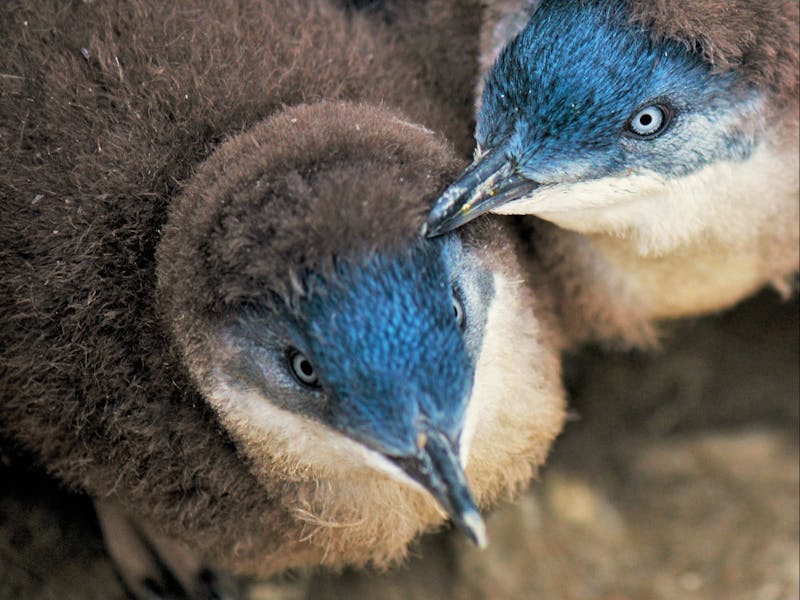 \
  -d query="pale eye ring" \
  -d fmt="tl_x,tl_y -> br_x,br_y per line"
452,293 -> 465,329
628,104 -> 670,137
288,349 -> 320,387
